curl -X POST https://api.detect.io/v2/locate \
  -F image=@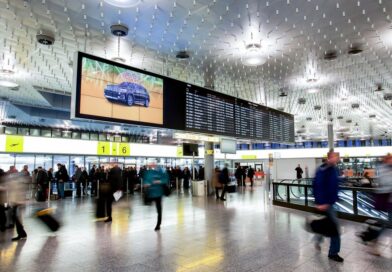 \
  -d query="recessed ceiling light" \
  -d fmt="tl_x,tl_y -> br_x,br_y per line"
306,78 -> 318,83
307,88 -> 319,94
111,57 -> 126,63
242,43 -> 266,66
0,69 -> 15,75
104,0 -> 141,8
0,80 -> 19,88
